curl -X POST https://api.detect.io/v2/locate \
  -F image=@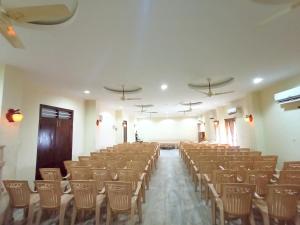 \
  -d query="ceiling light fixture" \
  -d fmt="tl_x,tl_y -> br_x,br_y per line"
161,84 -> 168,90
83,90 -> 91,94
253,77 -> 263,84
